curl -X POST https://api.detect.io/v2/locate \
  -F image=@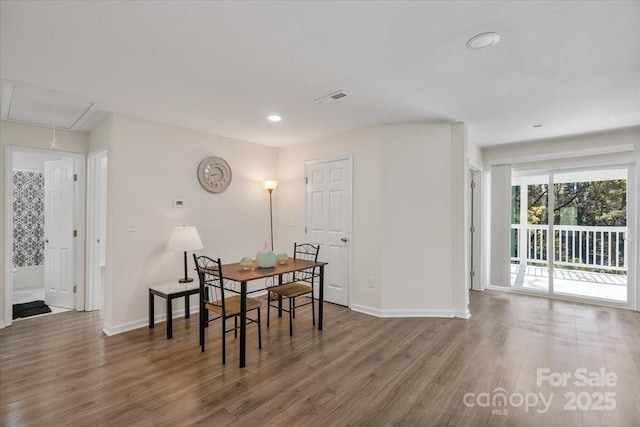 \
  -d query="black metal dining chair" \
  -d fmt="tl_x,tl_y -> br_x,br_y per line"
193,255 -> 262,364
266,243 -> 320,336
